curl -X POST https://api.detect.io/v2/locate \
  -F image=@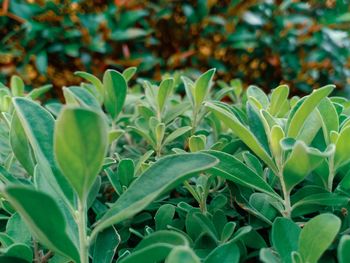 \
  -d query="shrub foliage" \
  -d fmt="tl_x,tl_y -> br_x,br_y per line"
0,68 -> 350,262
1,0 -> 350,93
